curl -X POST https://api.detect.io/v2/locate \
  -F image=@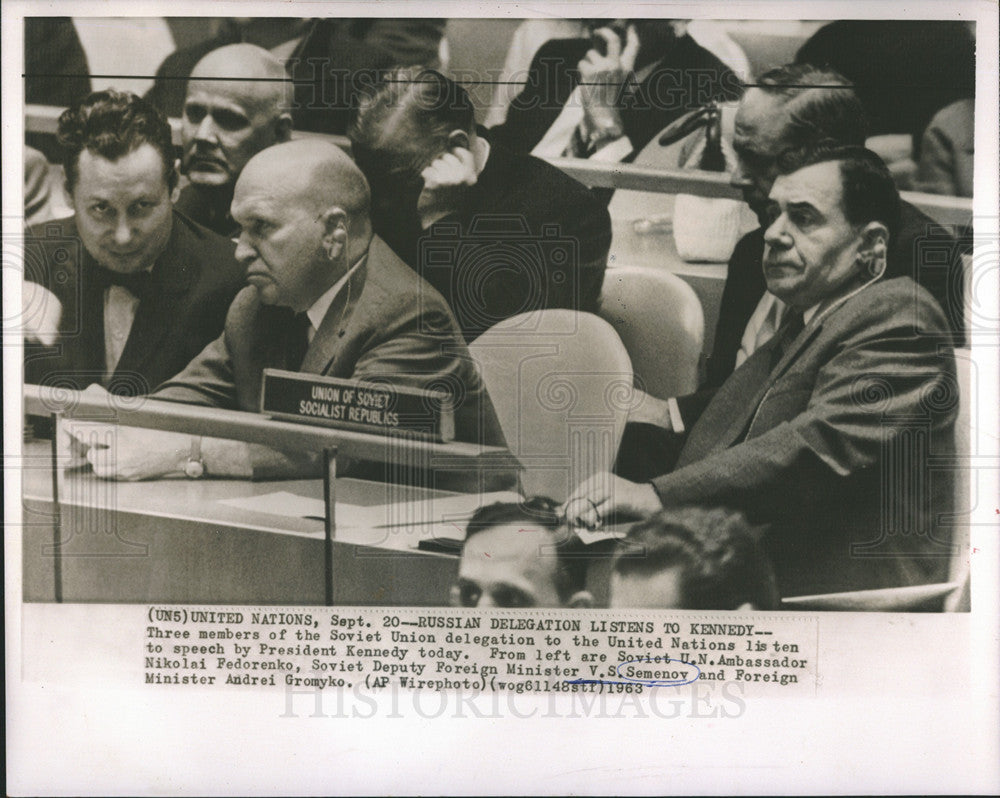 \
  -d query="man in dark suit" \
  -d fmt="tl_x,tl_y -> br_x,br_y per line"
487,19 -> 742,163
86,139 -> 504,481
173,44 -> 293,237
567,148 -> 957,597
616,63 -> 965,483
23,90 -> 244,399
709,63 -> 965,391
349,69 -> 611,342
